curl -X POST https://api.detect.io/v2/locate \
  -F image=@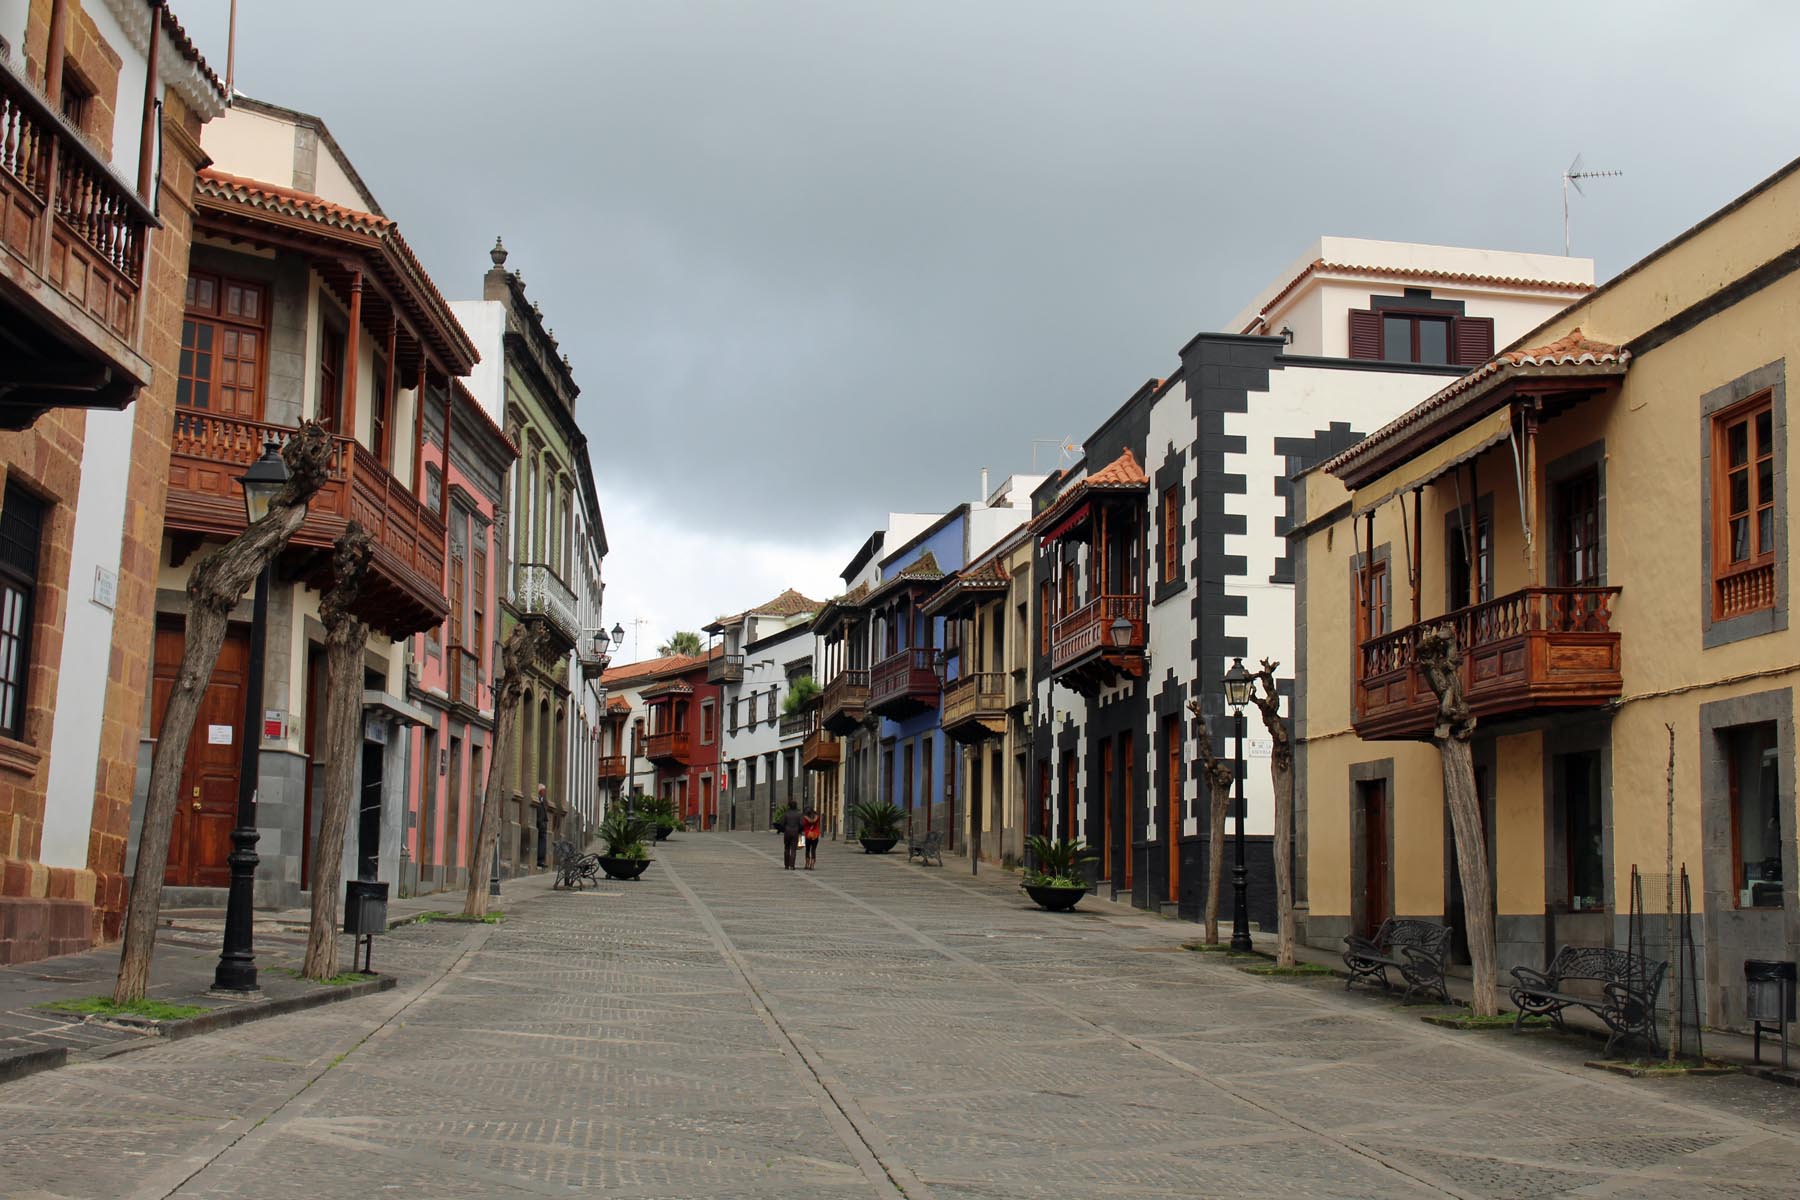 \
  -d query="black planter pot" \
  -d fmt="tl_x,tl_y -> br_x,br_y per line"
598,856 -> 651,880
1024,883 -> 1086,912
859,836 -> 899,854
654,826 -> 674,842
